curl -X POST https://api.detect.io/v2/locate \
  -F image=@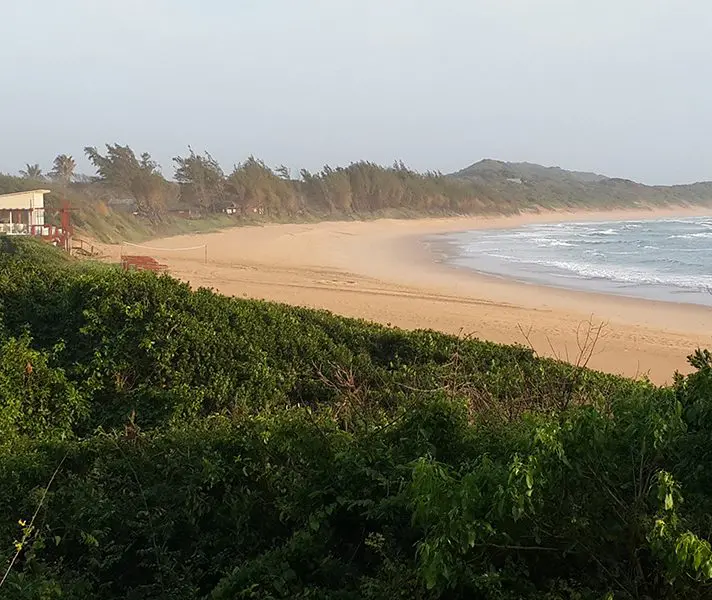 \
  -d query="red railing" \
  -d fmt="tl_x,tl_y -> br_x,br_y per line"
29,224 -> 66,238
